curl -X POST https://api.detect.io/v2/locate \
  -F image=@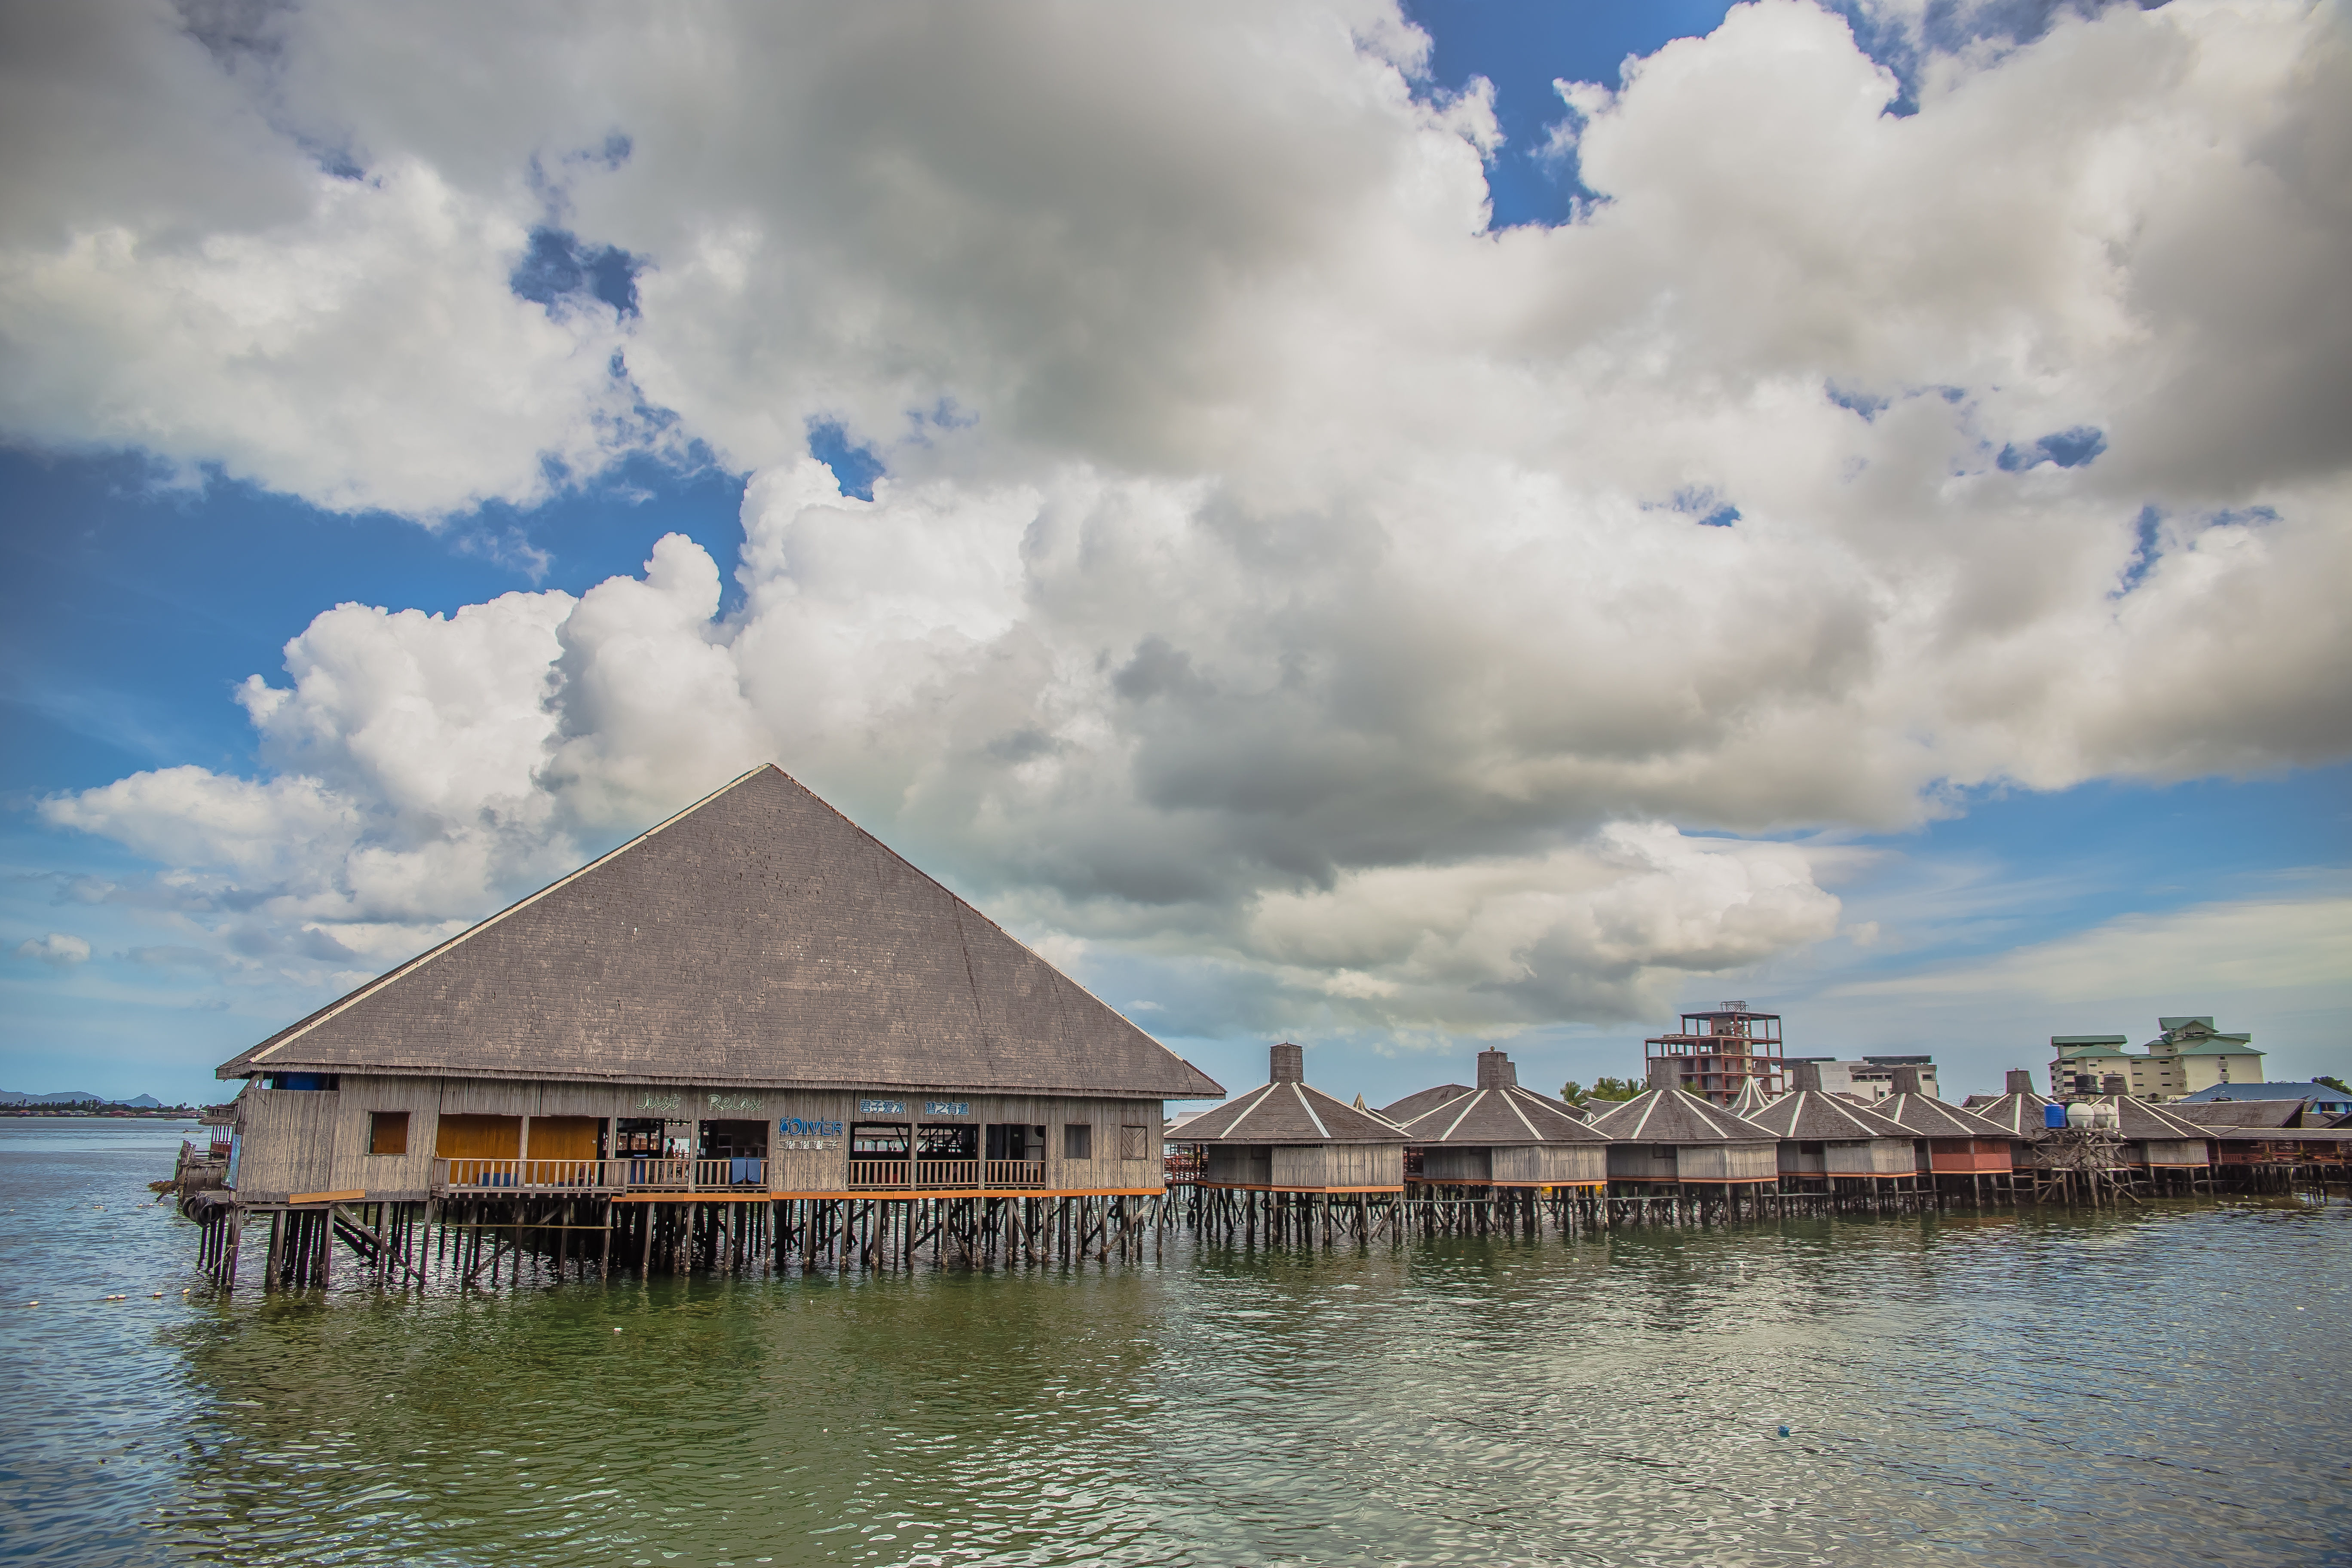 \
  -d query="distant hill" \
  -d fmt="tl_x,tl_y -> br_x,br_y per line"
0,1090 -> 164,1106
